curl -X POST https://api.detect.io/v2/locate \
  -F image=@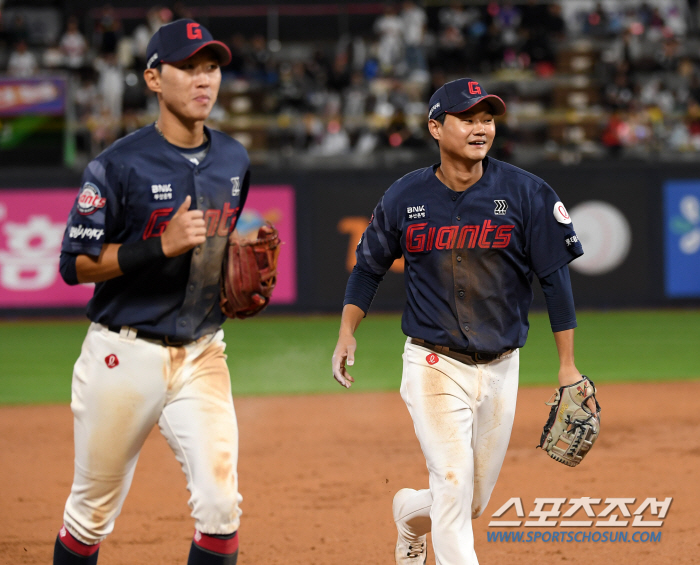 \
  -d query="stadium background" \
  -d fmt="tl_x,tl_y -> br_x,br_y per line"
1,1 -> 699,564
